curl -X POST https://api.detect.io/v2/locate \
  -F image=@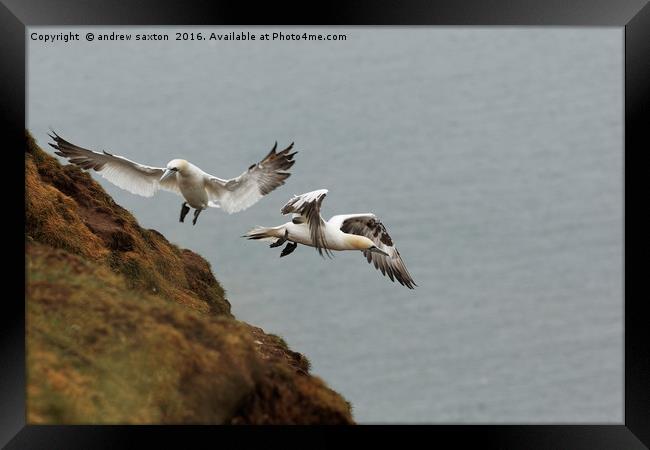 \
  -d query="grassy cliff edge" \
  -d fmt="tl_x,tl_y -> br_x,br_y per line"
25,131 -> 353,424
